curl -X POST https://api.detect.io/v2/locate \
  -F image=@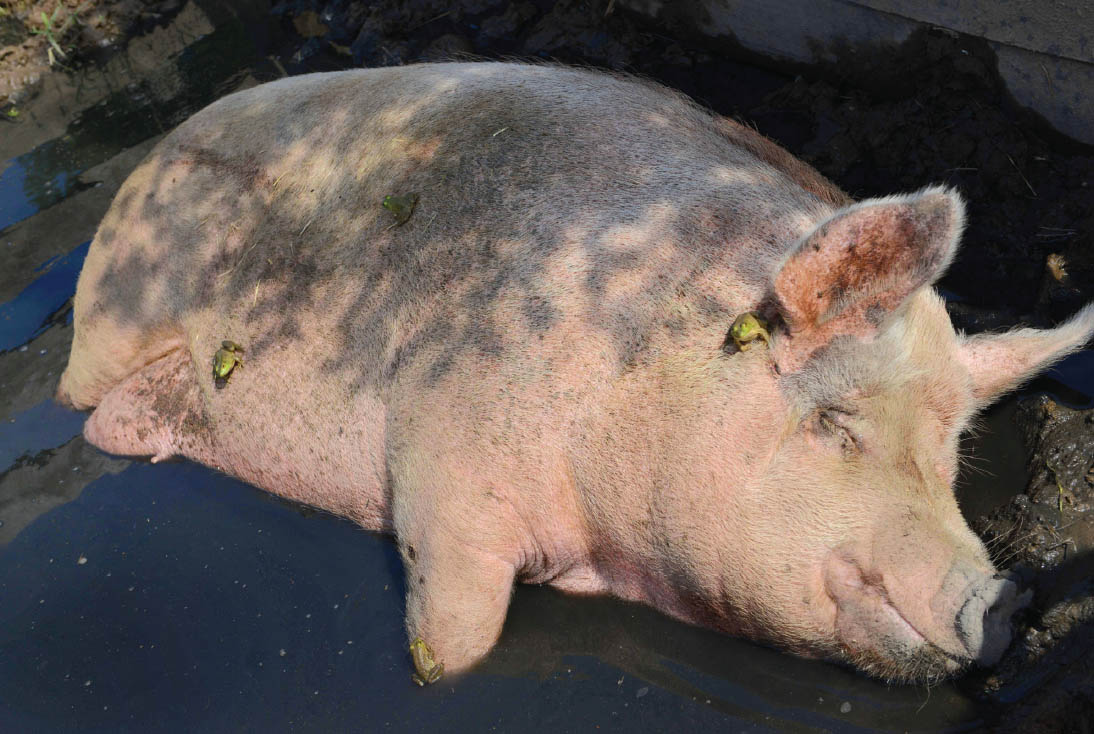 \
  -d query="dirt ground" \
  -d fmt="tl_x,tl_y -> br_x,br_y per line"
3,0 -> 1093,729
0,0 -> 150,106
